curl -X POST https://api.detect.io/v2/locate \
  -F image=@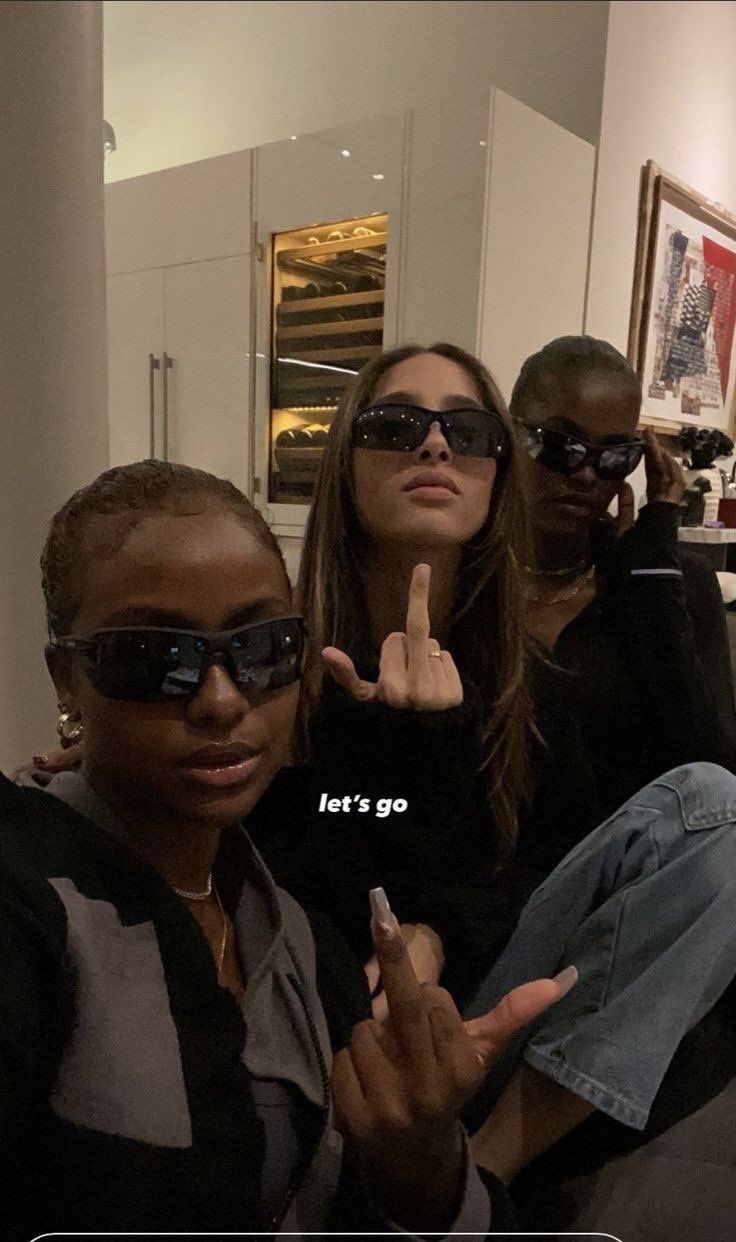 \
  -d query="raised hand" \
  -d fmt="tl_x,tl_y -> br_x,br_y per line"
644,426 -> 686,506
615,480 -> 636,536
332,887 -> 573,1231
365,922 -> 445,1023
10,741 -> 83,787
322,563 -> 462,710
